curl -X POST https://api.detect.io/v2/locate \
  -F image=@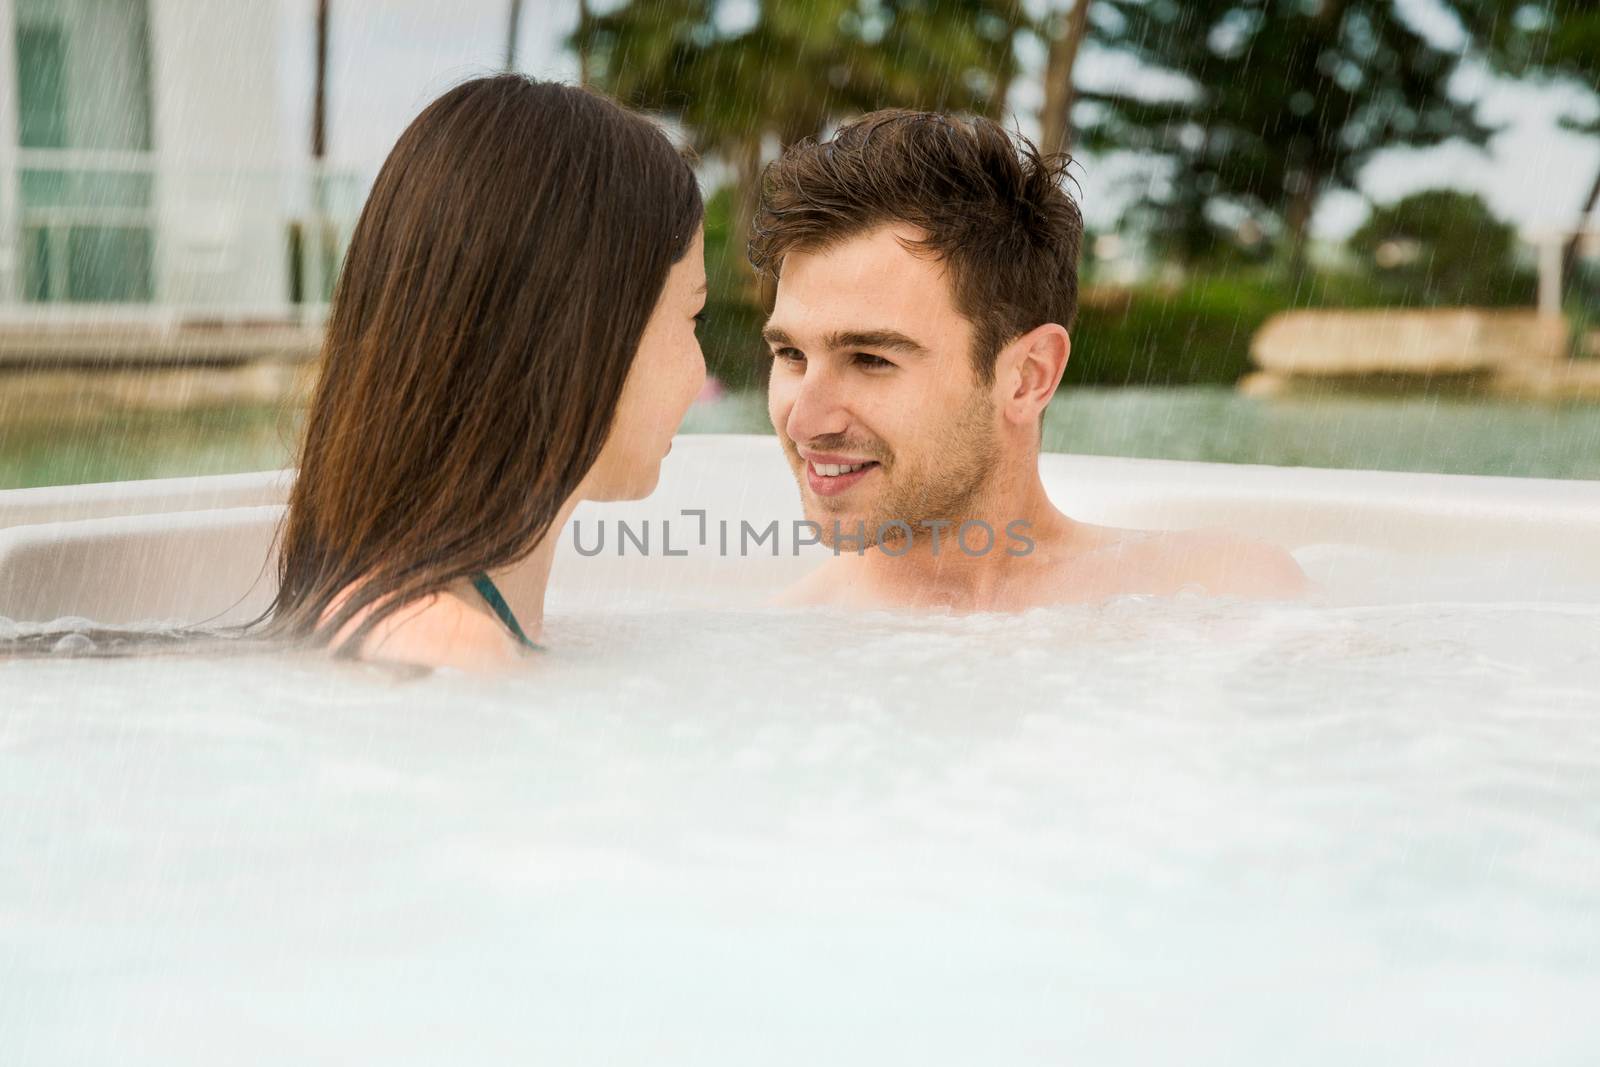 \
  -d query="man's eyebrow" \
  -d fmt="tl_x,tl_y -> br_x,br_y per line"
824,329 -> 929,355
760,326 -> 931,355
